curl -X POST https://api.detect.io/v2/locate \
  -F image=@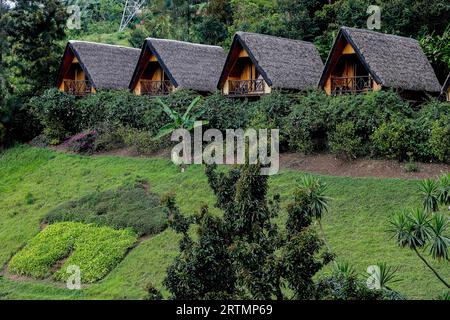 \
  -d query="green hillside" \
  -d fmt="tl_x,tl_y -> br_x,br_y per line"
0,146 -> 448,299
